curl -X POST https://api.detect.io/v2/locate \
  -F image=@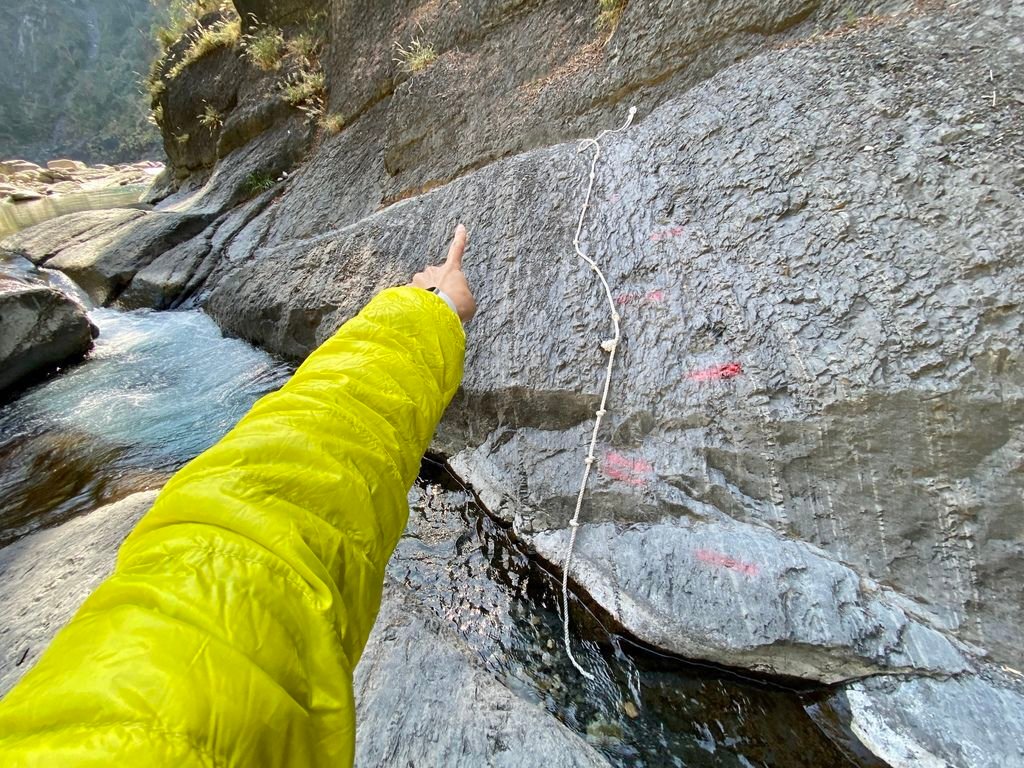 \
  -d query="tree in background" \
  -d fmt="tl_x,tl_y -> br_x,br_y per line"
0,0 -> 163,164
